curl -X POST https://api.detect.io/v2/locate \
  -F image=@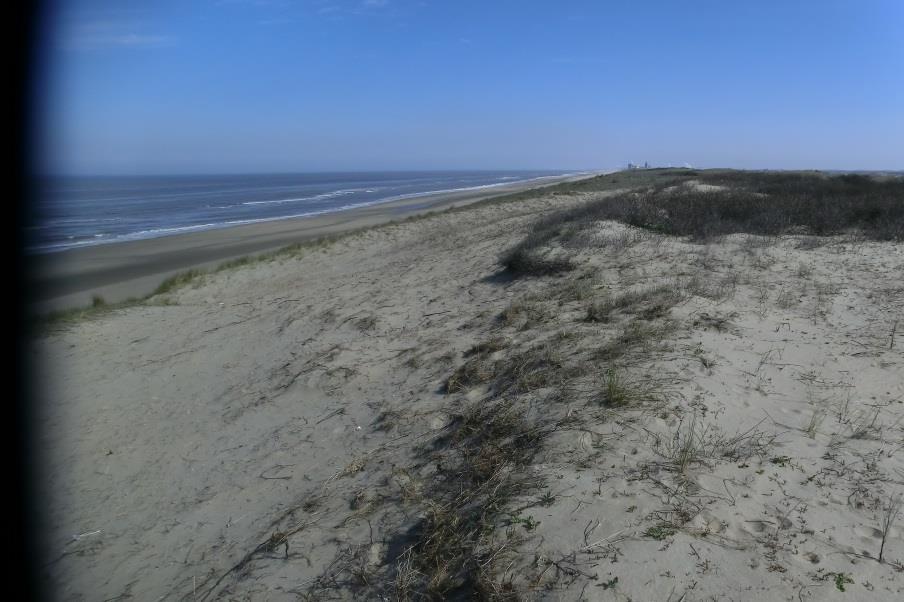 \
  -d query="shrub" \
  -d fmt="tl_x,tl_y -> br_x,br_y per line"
500,171 -> 904,276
